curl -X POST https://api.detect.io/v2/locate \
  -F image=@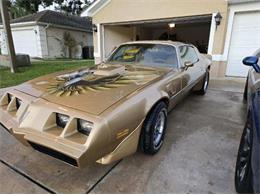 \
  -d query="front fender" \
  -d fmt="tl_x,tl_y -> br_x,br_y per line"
251,91 -> 260,140
250,91 -> 260,193
99,84 -> 170,163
